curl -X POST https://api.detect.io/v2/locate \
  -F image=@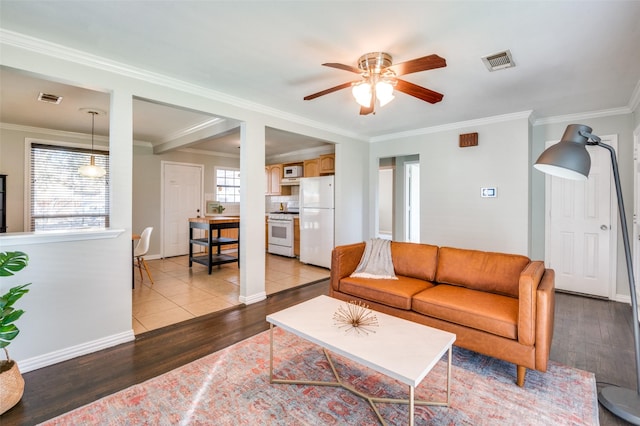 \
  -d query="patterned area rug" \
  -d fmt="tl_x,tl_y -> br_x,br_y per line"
42,327 -> 598,425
